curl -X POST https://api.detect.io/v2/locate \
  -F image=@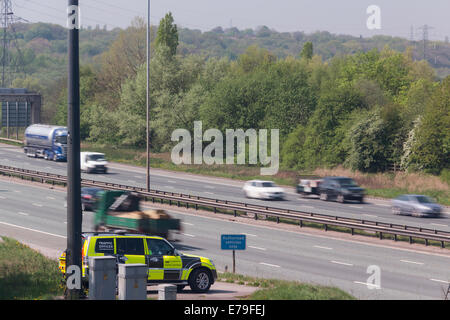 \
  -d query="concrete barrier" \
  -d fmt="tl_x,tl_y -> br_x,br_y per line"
158,284 -> 177,300
118,264 -> 148,300
88,256 -> 116,300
